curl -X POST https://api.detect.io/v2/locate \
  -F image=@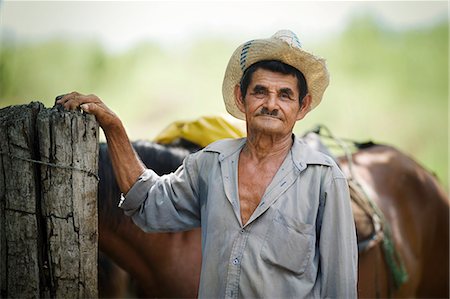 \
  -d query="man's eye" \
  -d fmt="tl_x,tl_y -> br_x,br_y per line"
280,92 -> 292,100
251,90 -> 267,98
